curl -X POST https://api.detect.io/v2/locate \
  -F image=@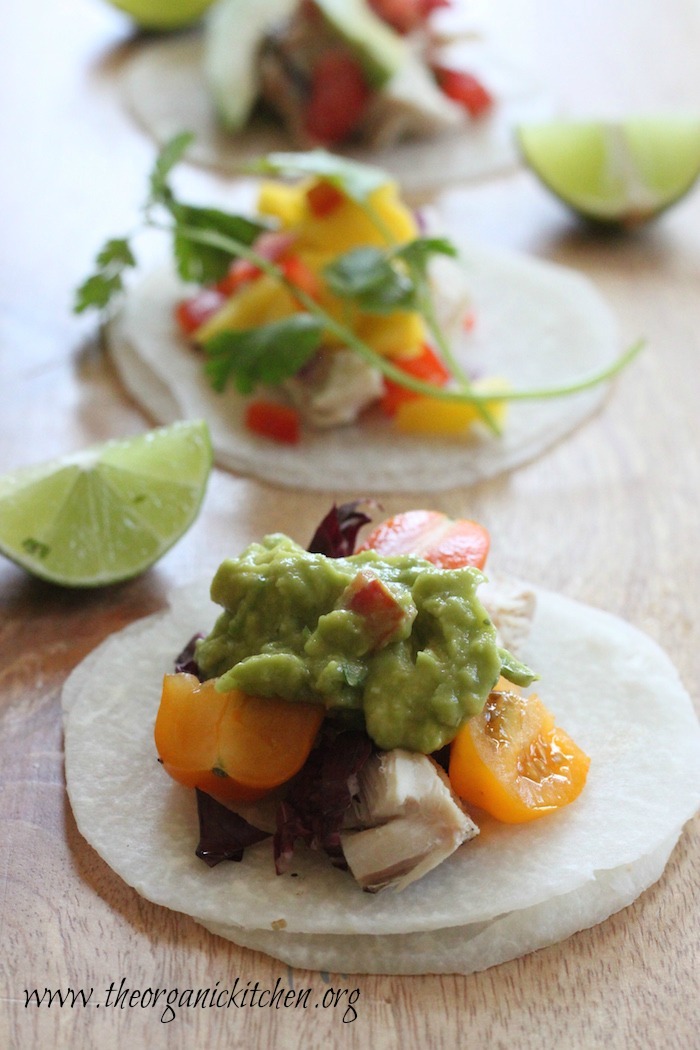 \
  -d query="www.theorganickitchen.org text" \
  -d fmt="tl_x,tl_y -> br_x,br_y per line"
24,977 -> 361,1023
